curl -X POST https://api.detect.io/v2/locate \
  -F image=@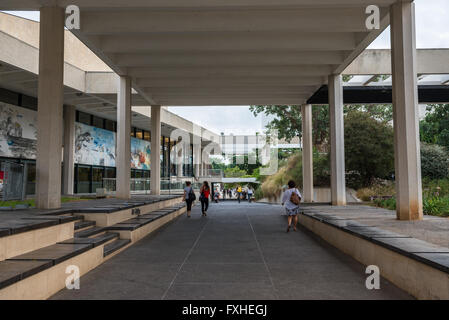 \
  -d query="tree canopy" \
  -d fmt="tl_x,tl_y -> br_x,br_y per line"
420,104 -> 449,149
